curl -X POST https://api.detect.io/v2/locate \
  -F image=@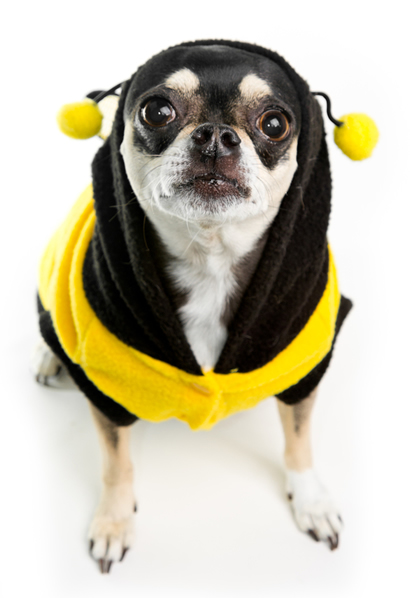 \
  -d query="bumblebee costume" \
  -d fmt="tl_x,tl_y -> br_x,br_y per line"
38,40 -> 353,429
